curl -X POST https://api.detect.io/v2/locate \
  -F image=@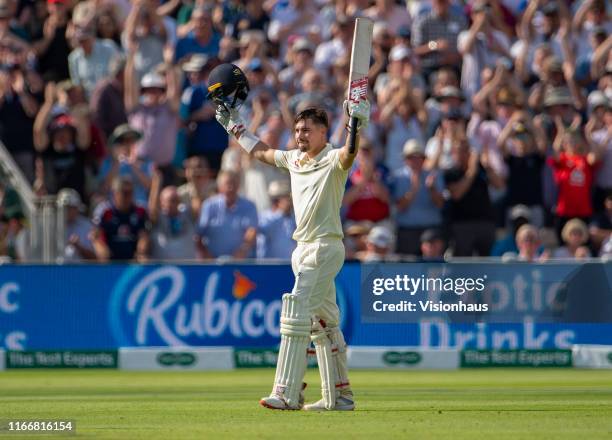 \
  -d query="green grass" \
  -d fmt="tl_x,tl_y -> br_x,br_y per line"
1,369 -> 611,439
